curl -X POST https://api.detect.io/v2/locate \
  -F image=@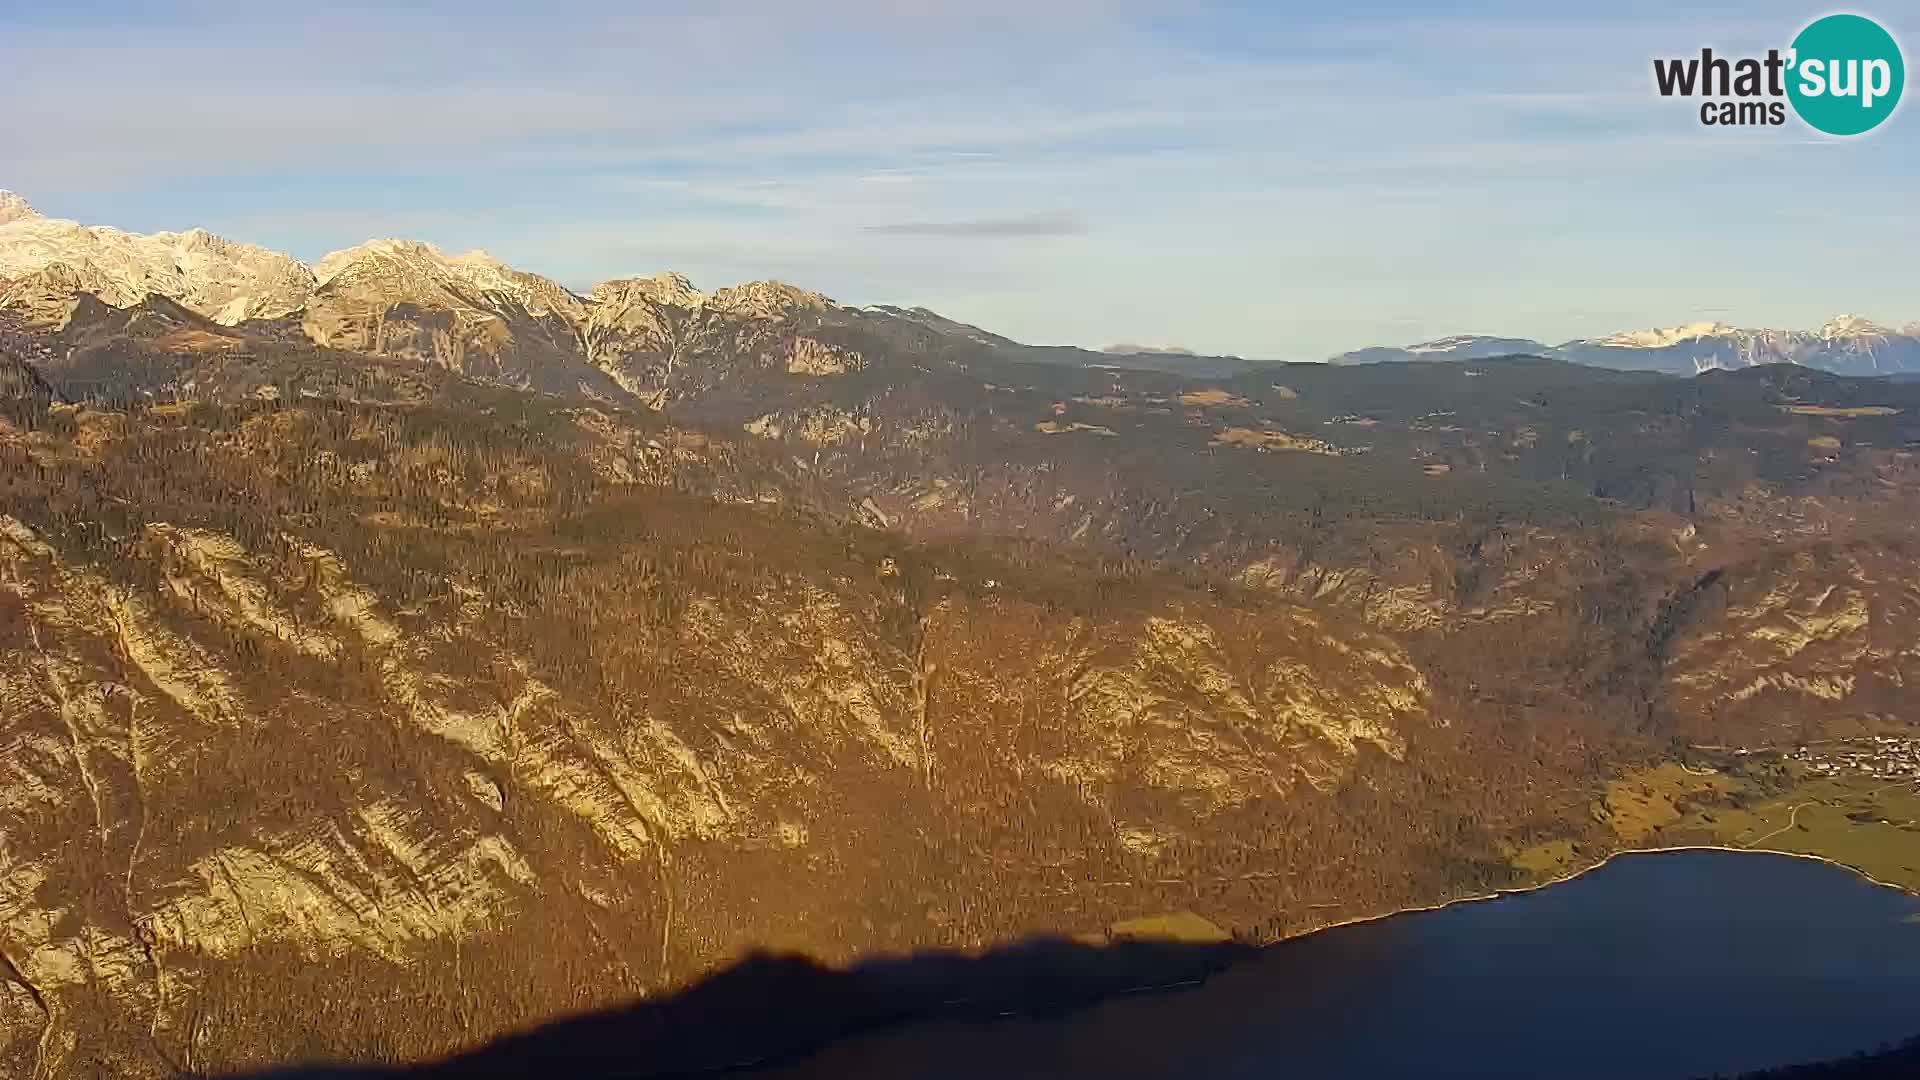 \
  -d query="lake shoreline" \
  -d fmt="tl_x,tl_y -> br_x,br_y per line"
1054,845 -> 1920,1029
973,847 -> 1920,1044
758,846 -> 1920,1080
1283,843 -> 1920,947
